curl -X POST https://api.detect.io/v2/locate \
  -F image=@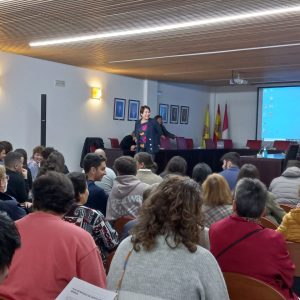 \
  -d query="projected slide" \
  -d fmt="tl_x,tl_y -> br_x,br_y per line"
261,87 -> 300,140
